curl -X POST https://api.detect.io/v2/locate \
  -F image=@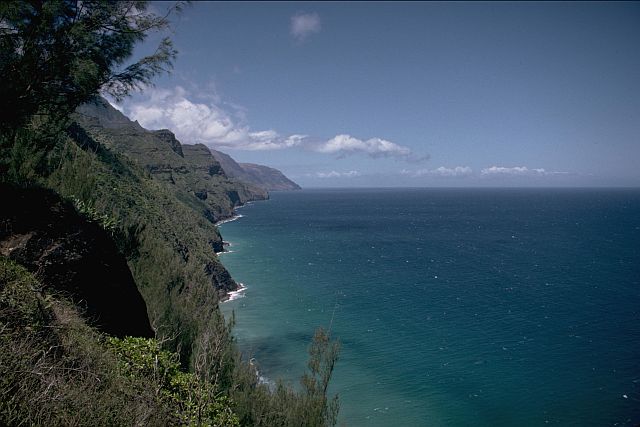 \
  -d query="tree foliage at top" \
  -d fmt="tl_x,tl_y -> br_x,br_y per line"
0,0 -> 180,133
